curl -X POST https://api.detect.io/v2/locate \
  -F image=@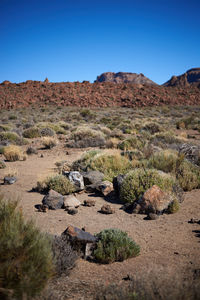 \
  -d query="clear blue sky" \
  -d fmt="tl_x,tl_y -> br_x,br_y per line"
0,0 -> 199,84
